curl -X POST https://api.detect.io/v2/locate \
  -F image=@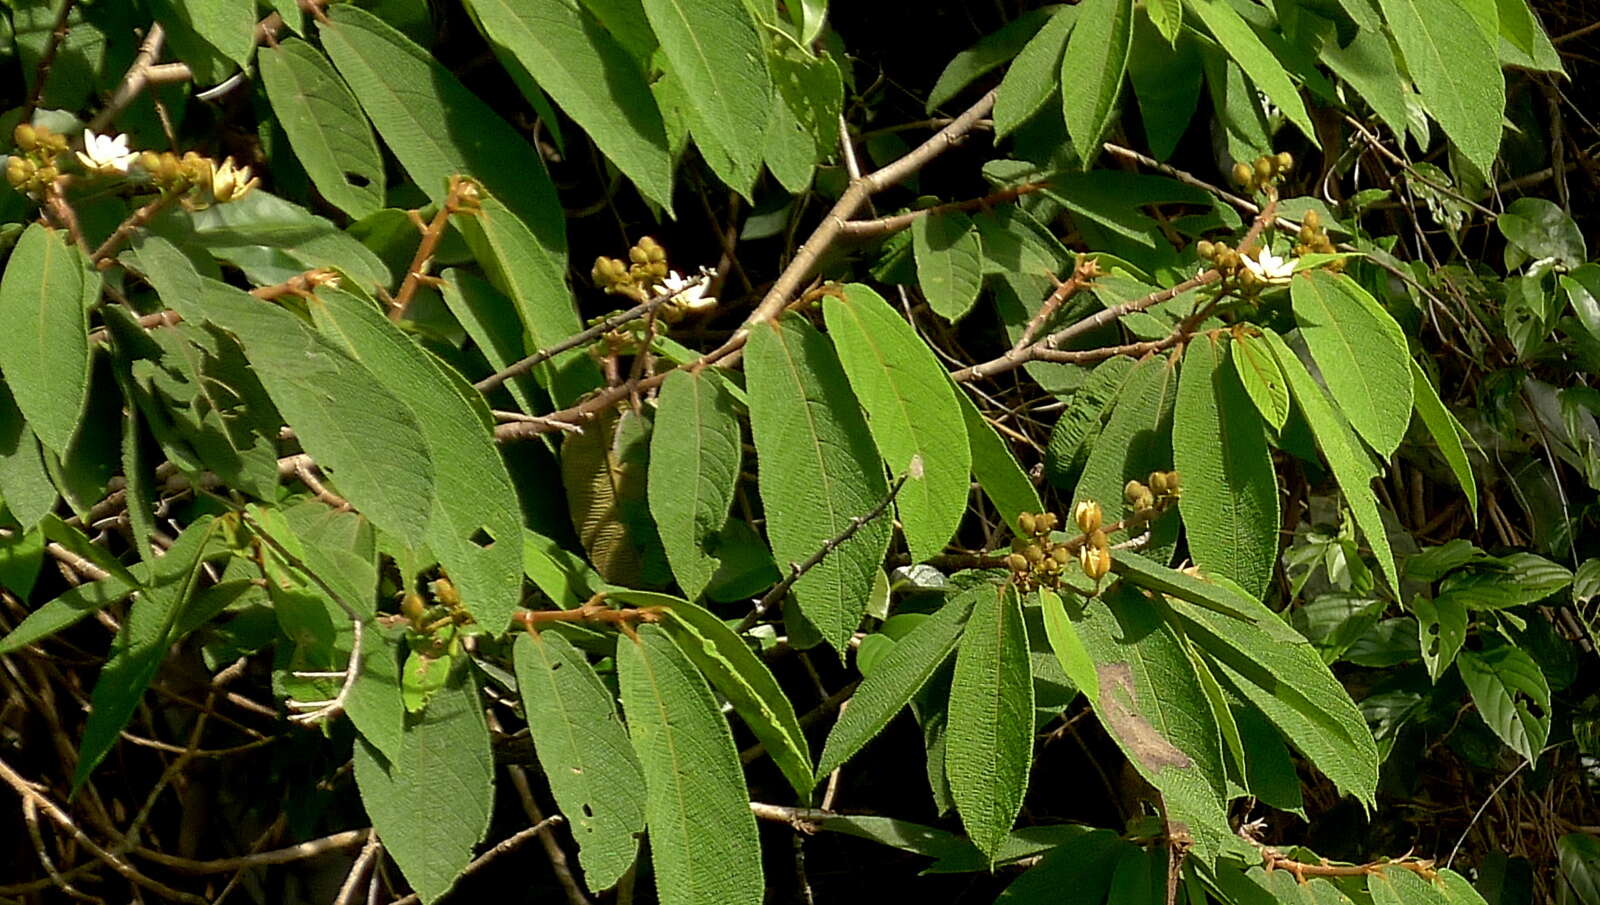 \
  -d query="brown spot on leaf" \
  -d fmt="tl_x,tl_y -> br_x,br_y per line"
1096,662 -> 1192,772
